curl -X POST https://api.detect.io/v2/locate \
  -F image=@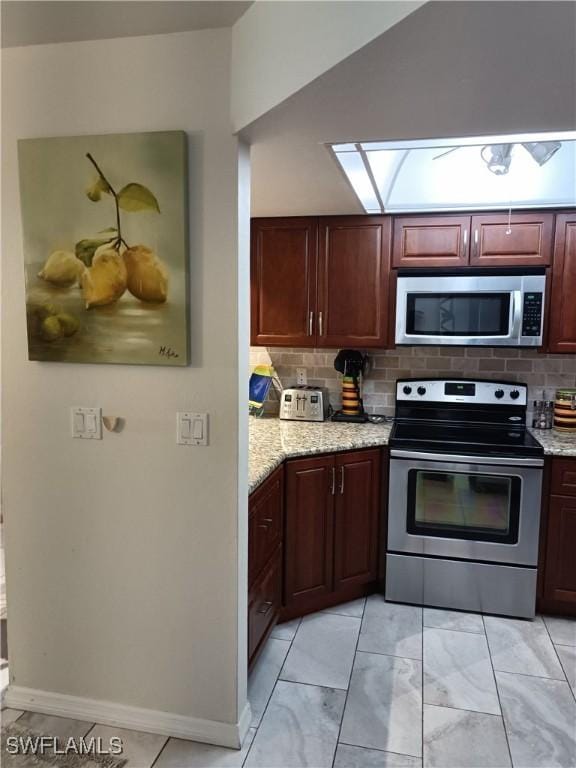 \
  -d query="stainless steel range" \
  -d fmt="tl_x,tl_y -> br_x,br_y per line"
386,378 -> 544,619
